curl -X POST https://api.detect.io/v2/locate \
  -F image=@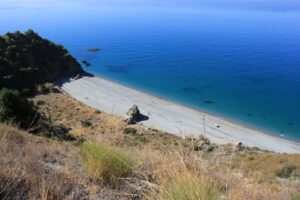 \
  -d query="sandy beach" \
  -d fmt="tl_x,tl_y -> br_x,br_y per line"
60,76 -> 300,153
